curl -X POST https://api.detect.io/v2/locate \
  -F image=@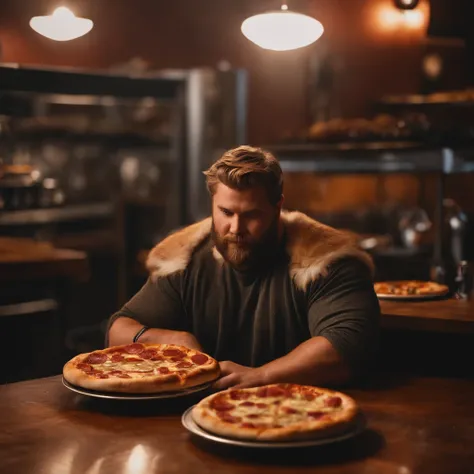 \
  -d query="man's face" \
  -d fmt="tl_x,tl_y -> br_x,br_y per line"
211,183 -> 282,269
